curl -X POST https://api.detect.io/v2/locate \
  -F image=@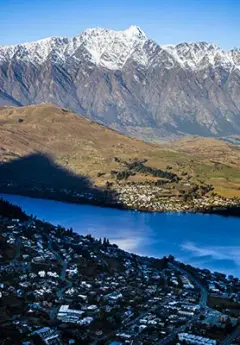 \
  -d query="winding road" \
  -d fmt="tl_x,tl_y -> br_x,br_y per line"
168,263 -> 240,345
154,262 -> 209,345
169,262 -> 208,307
